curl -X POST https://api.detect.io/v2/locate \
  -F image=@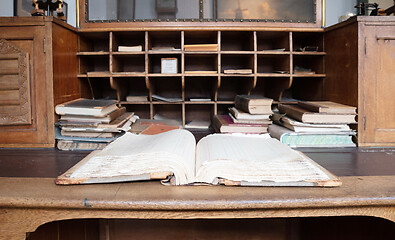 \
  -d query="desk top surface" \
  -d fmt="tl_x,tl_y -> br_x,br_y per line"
0,148 -> 394,222
0,147 -> 394,178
